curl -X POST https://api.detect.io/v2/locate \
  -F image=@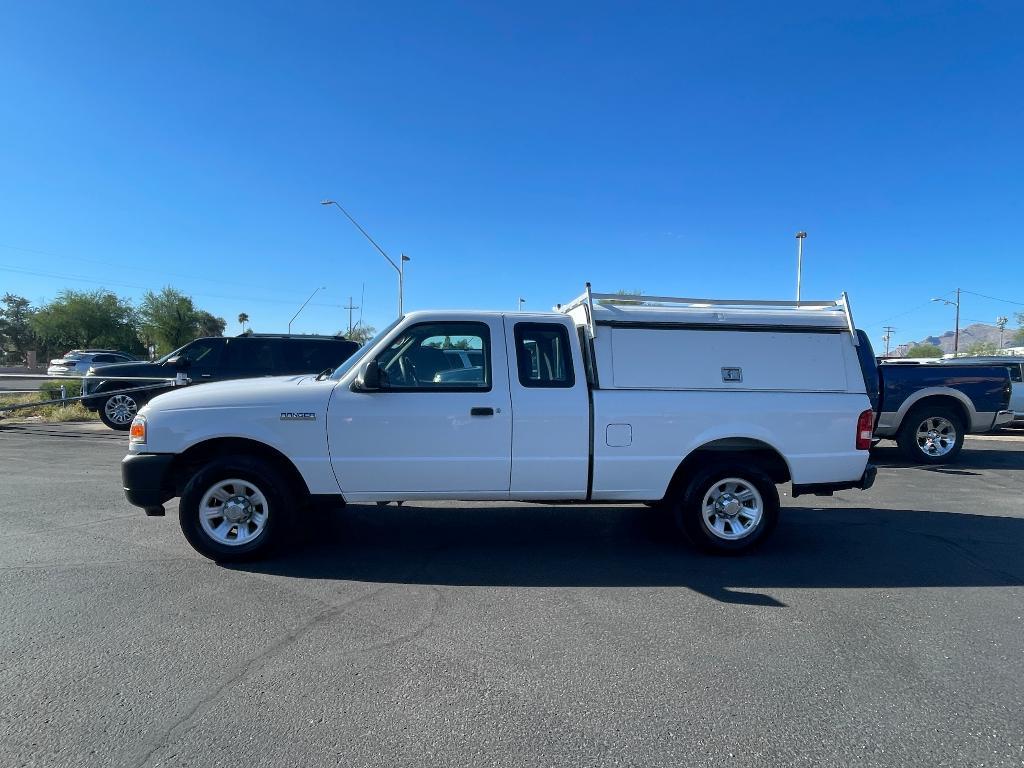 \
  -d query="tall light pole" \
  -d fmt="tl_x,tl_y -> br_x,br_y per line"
932,289 -> 961,356
321,200 -> 410,316
518,297 -> 526,312
795,231 -> 807,304
289,286 -> 326,334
